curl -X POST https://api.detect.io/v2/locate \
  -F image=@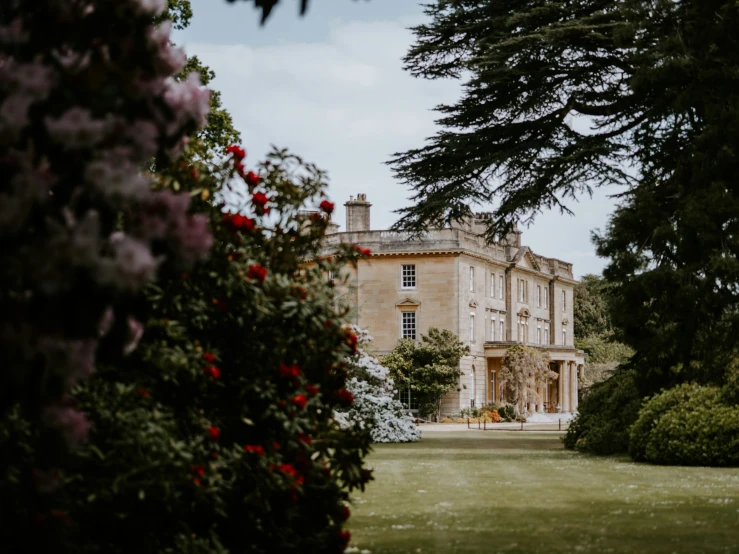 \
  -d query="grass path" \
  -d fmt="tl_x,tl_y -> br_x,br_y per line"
348,431 -> 739,554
